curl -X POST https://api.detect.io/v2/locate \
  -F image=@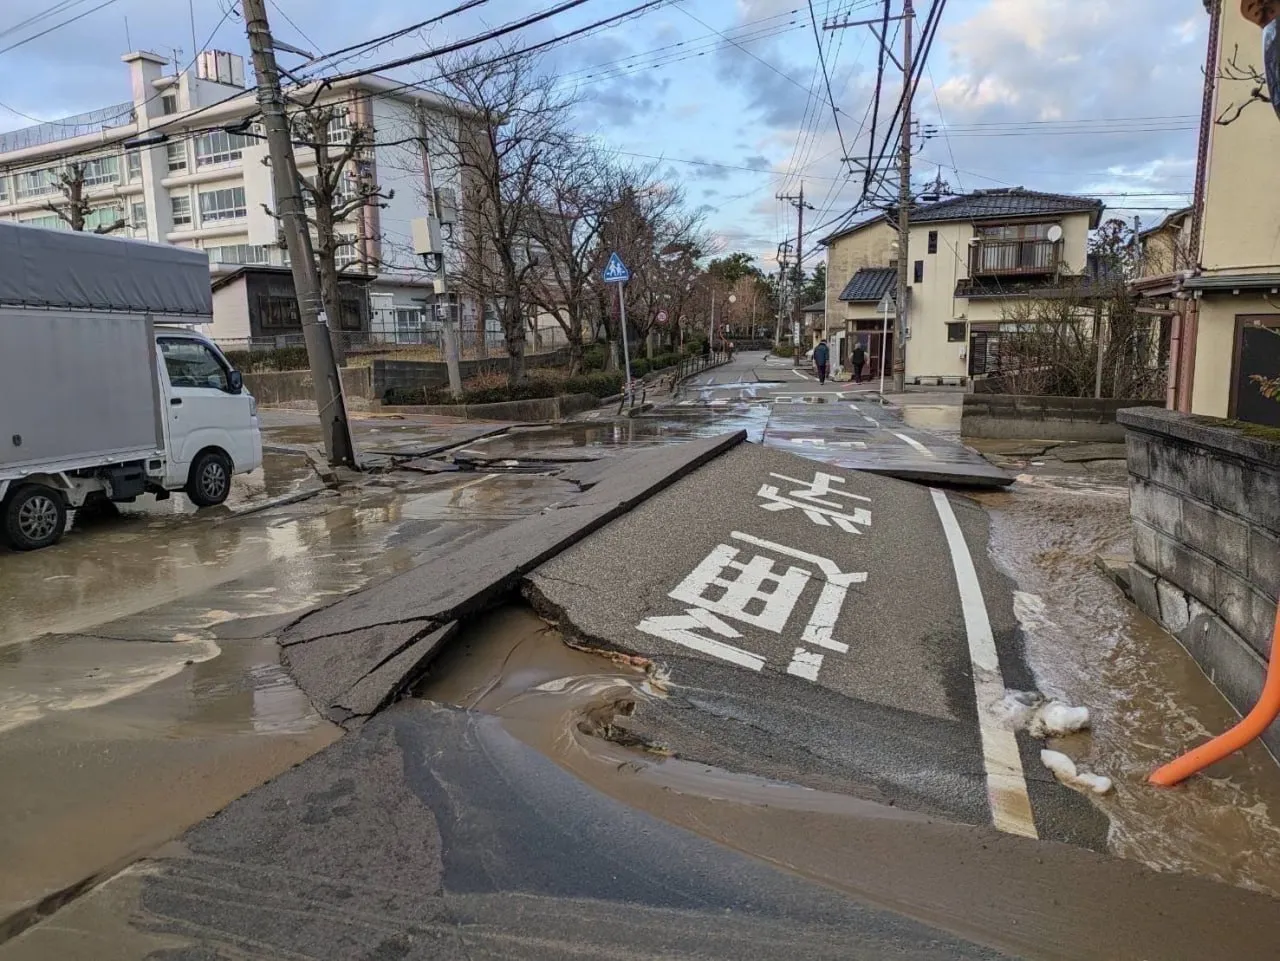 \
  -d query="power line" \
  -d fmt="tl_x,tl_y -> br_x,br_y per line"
807,0 -> 850,169
0,0 -> 94,39
318,0 -> 602,86
0,0 -> 119,57
292,0 -> 492,78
